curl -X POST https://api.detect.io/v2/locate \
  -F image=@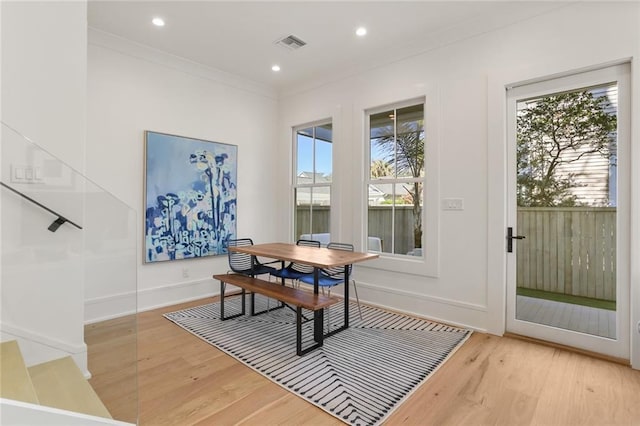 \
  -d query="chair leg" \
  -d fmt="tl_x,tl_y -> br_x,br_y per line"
352,279 -> 363,320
